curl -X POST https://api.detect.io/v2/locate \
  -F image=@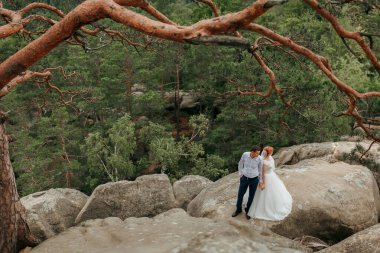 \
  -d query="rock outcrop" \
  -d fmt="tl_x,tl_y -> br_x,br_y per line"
272,160 -> 380,242
188,160 -> 380,242
164,91 -> 200,109
75,174 -> 176,223
31,209 -> 309,253
22,141 -> 380,252
173,175 -> 212,209
274,141 -> 380,166
21,188 -> 88,241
